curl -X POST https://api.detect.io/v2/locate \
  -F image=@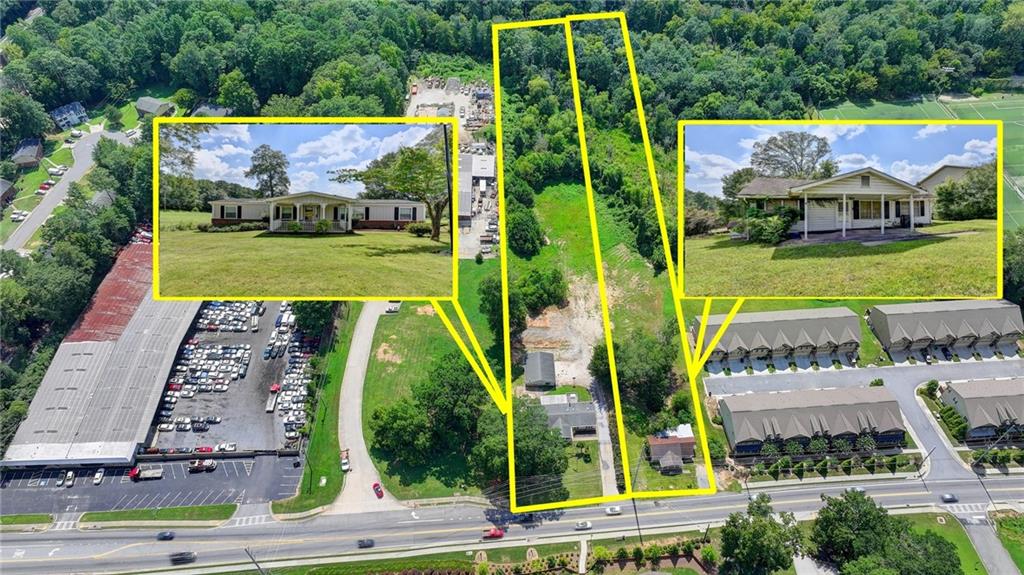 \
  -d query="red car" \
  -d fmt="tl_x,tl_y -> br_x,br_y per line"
38,183 -> 51,190
372,482 -> 384,499
167,383 -> 182,391
196,446 -> 213,453
482,527 -> 504,540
